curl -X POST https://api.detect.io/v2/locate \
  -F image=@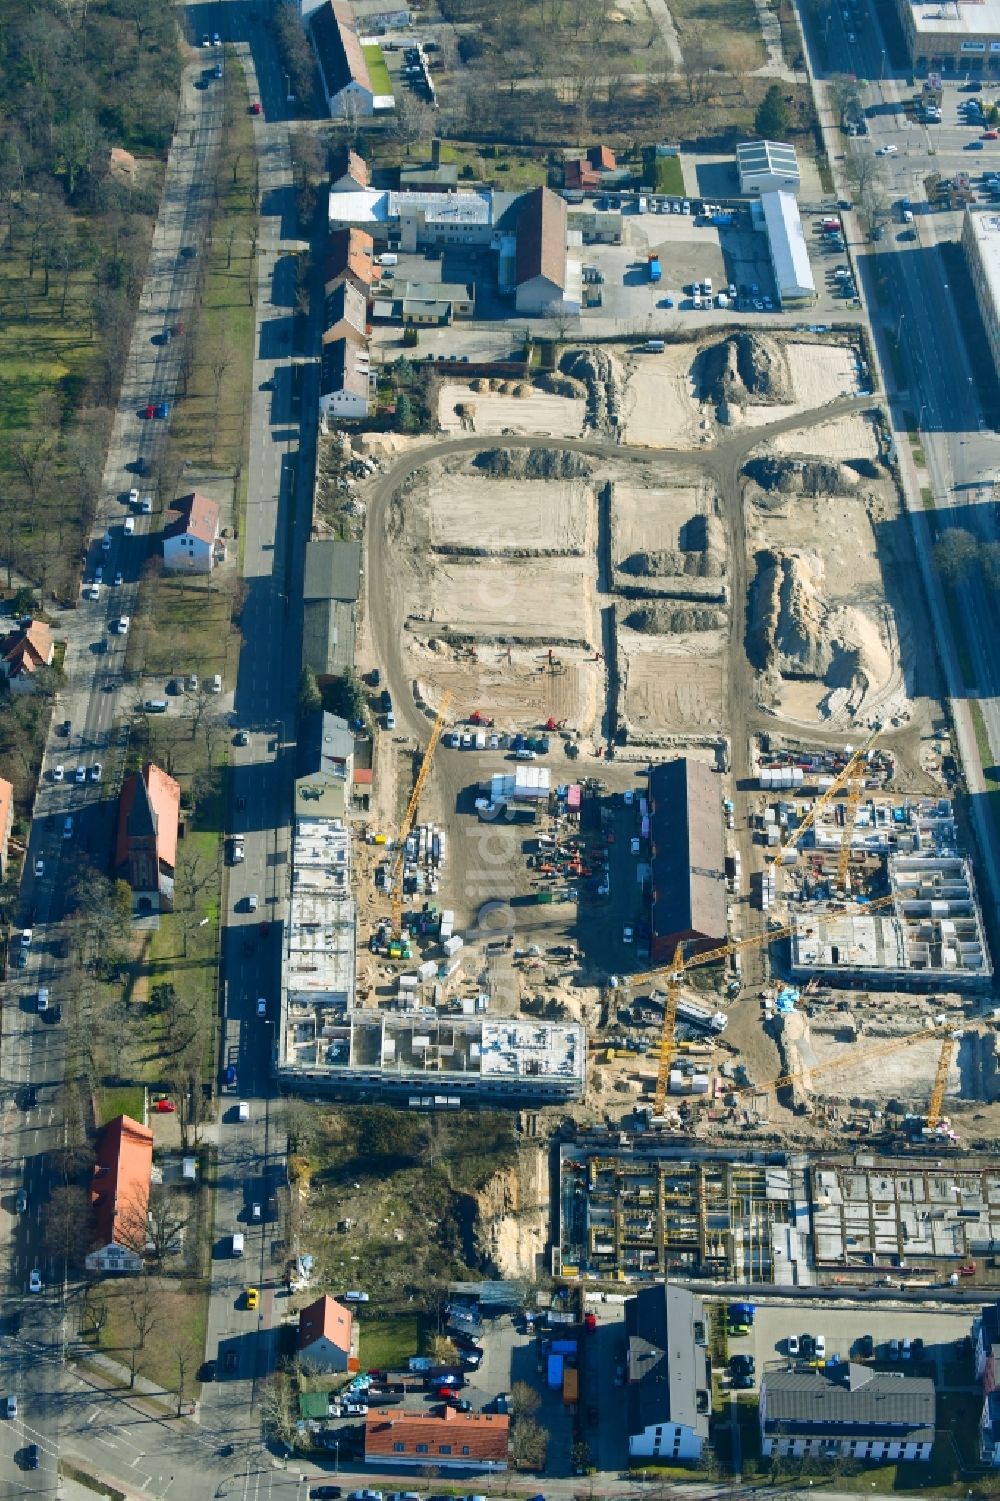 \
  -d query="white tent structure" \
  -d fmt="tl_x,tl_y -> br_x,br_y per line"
759,190 -> 815,305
